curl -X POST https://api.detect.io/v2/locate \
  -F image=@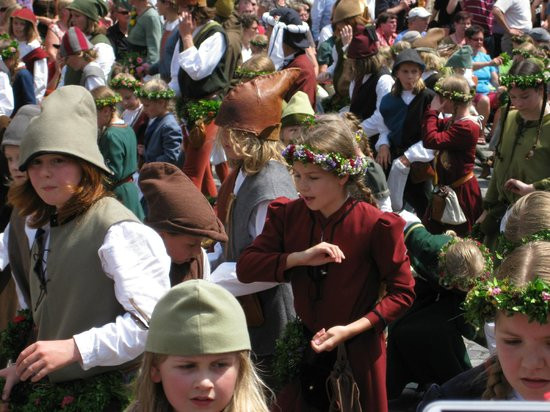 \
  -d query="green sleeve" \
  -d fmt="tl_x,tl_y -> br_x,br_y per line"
405,224 -> 450,284
144,14 -> 162,64
533,178 -> 550,191
98,131 -> 127,180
